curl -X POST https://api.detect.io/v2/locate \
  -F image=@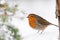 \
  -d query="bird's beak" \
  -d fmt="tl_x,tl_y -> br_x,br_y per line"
27,16 -> 28,18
